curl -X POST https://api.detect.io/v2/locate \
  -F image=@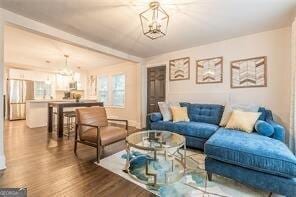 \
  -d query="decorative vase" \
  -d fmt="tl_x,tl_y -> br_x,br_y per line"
75,98 -> 80,103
